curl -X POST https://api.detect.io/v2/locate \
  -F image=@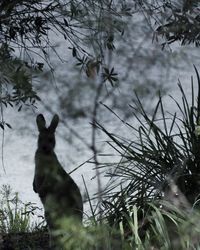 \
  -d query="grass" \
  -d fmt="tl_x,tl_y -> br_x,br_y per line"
52,200 -> 200,250
94,67 -> 200,228
0,184 -> 45,234
1,186 -> 200,249
0,185 -> 49,249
